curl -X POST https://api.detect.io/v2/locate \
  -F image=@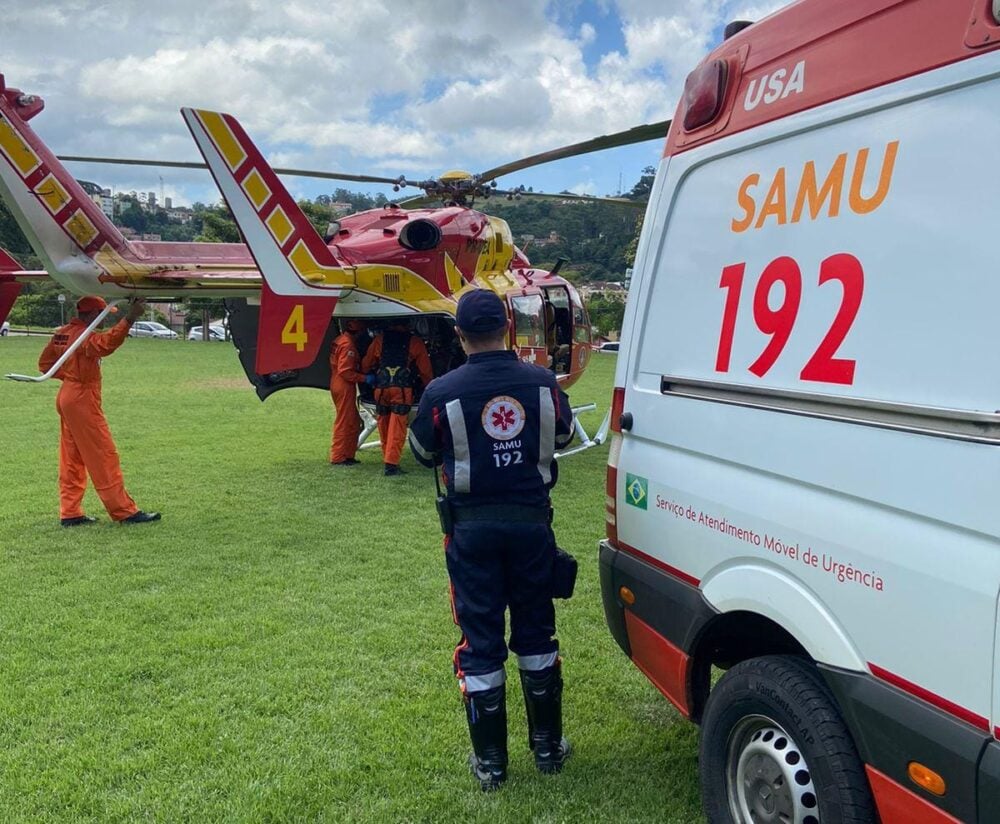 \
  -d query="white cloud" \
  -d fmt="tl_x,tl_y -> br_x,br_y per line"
568,179 -> 598,196
0,0 -> 795,204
